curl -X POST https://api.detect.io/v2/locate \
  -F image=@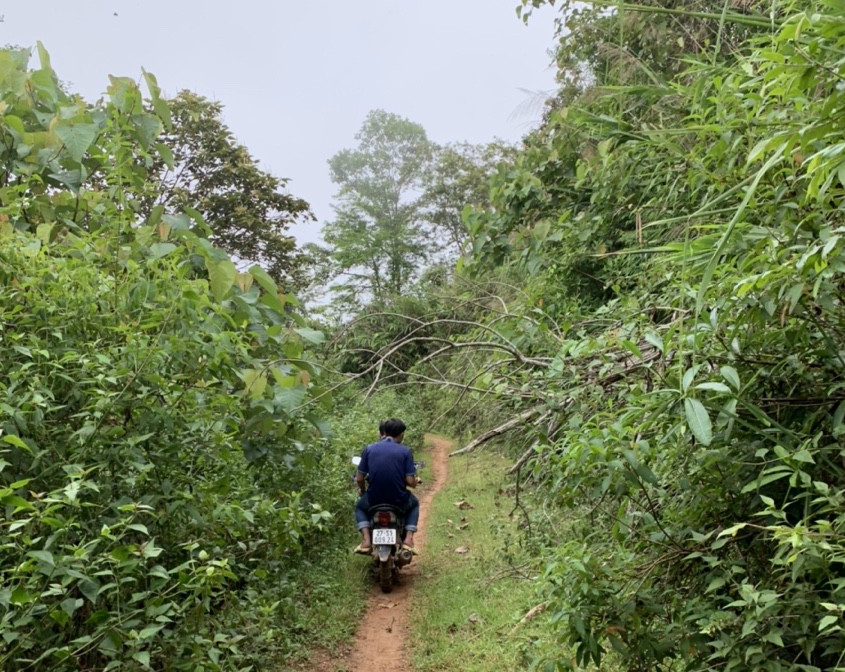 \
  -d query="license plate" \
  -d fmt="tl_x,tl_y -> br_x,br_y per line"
372,528 -> 396,545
